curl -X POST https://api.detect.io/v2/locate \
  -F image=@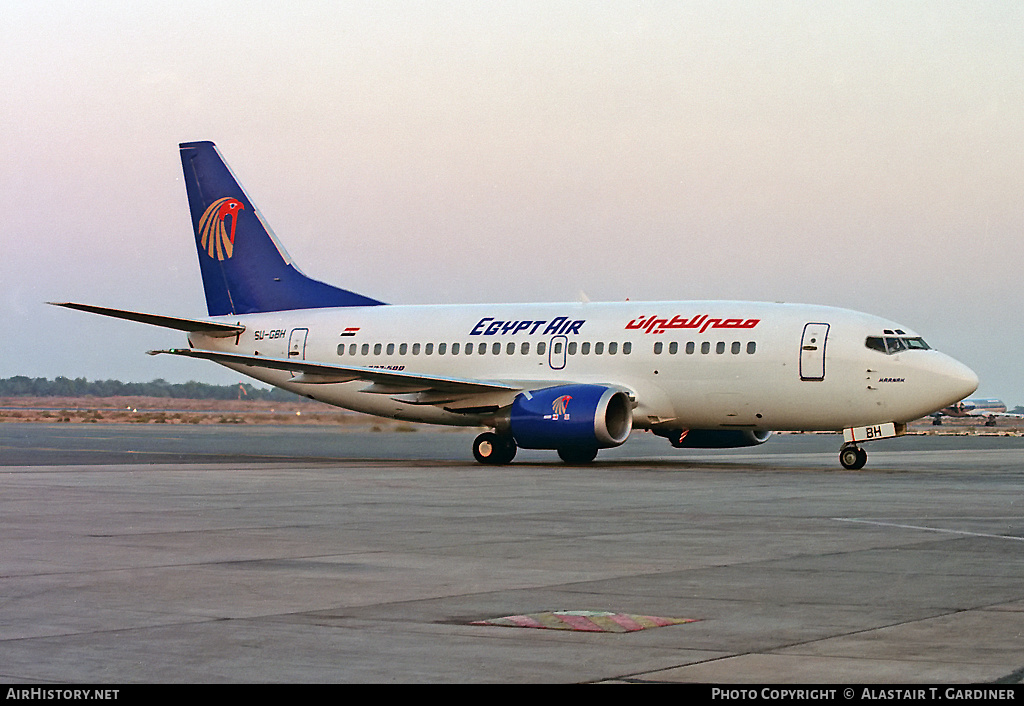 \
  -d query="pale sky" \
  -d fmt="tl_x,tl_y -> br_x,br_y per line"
3,1 -> 1023,404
